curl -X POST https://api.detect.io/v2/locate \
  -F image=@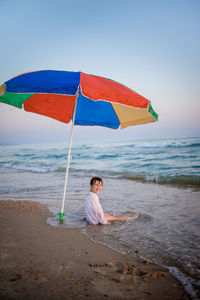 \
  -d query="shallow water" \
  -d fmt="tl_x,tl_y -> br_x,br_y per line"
0,137 -> 200,299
